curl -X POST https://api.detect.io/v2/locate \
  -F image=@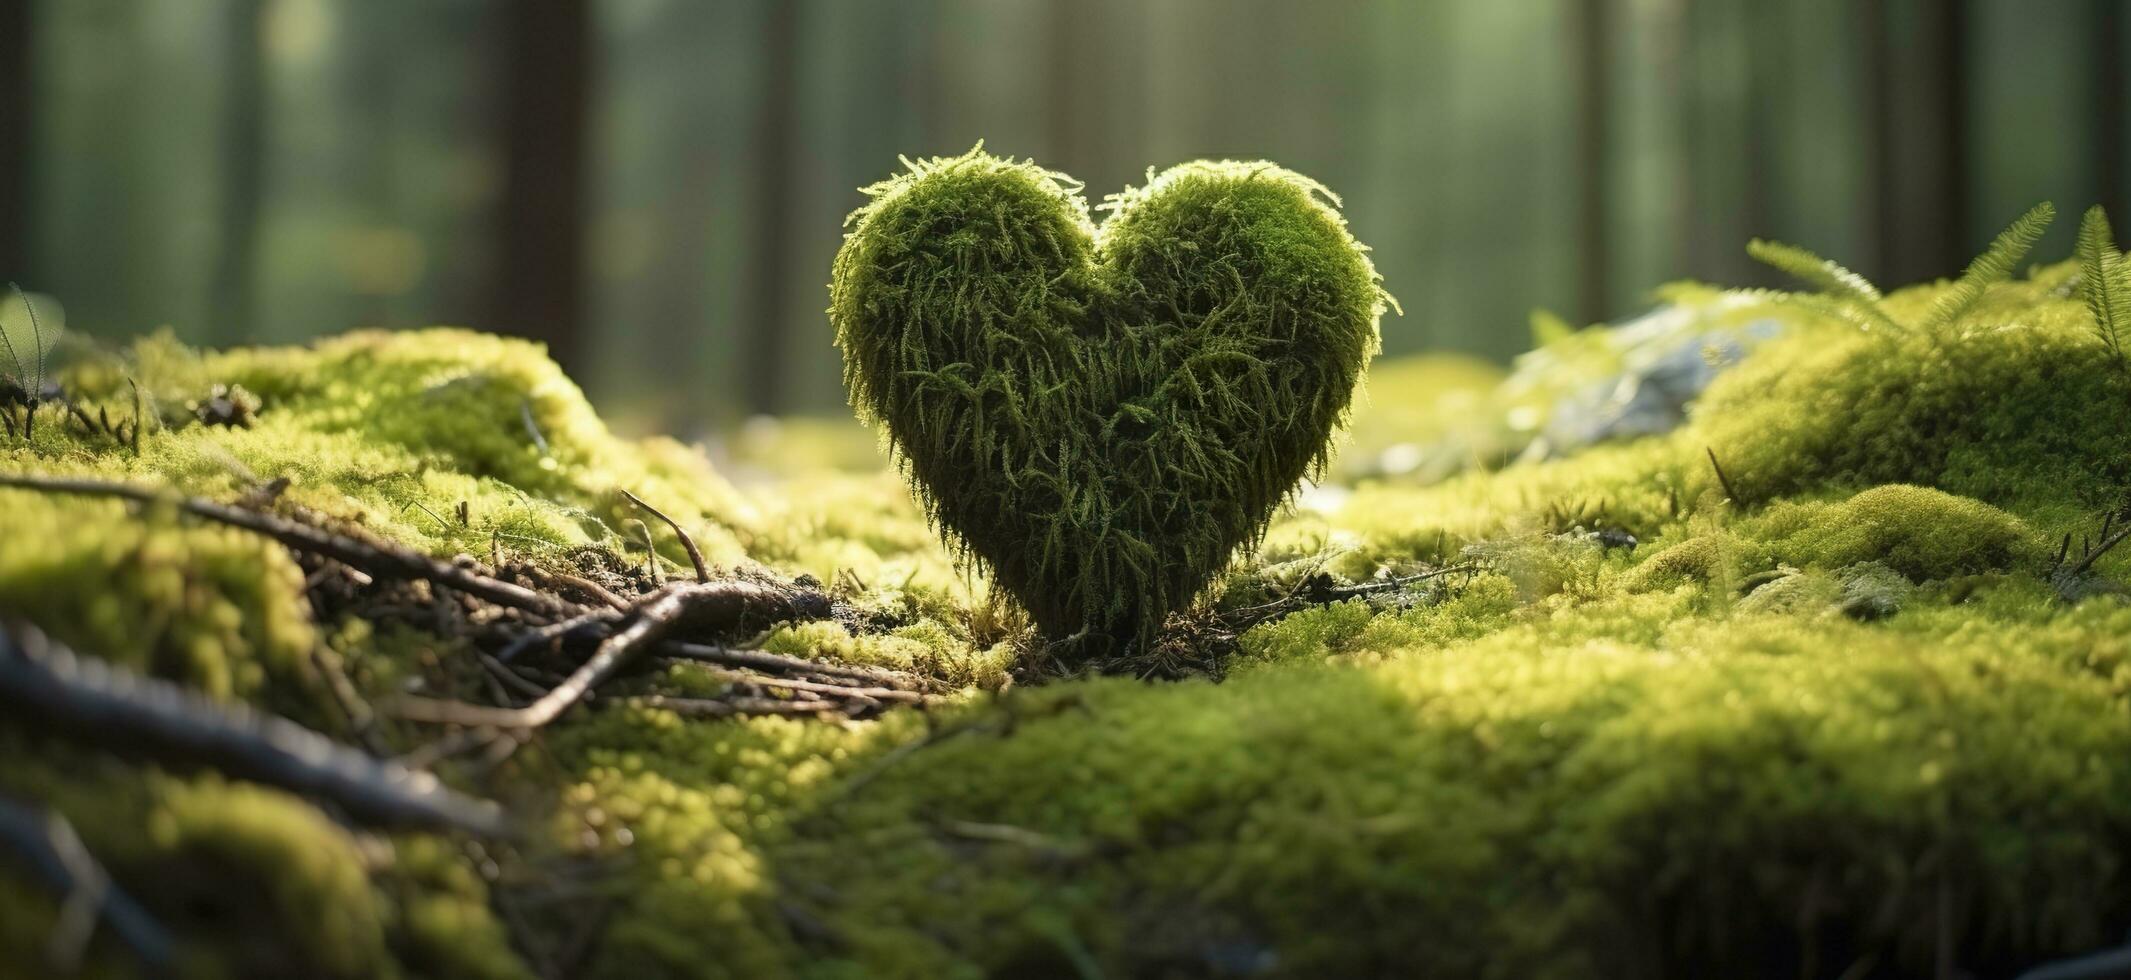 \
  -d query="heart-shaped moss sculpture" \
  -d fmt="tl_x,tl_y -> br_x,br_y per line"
831,147 -> 1391,651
